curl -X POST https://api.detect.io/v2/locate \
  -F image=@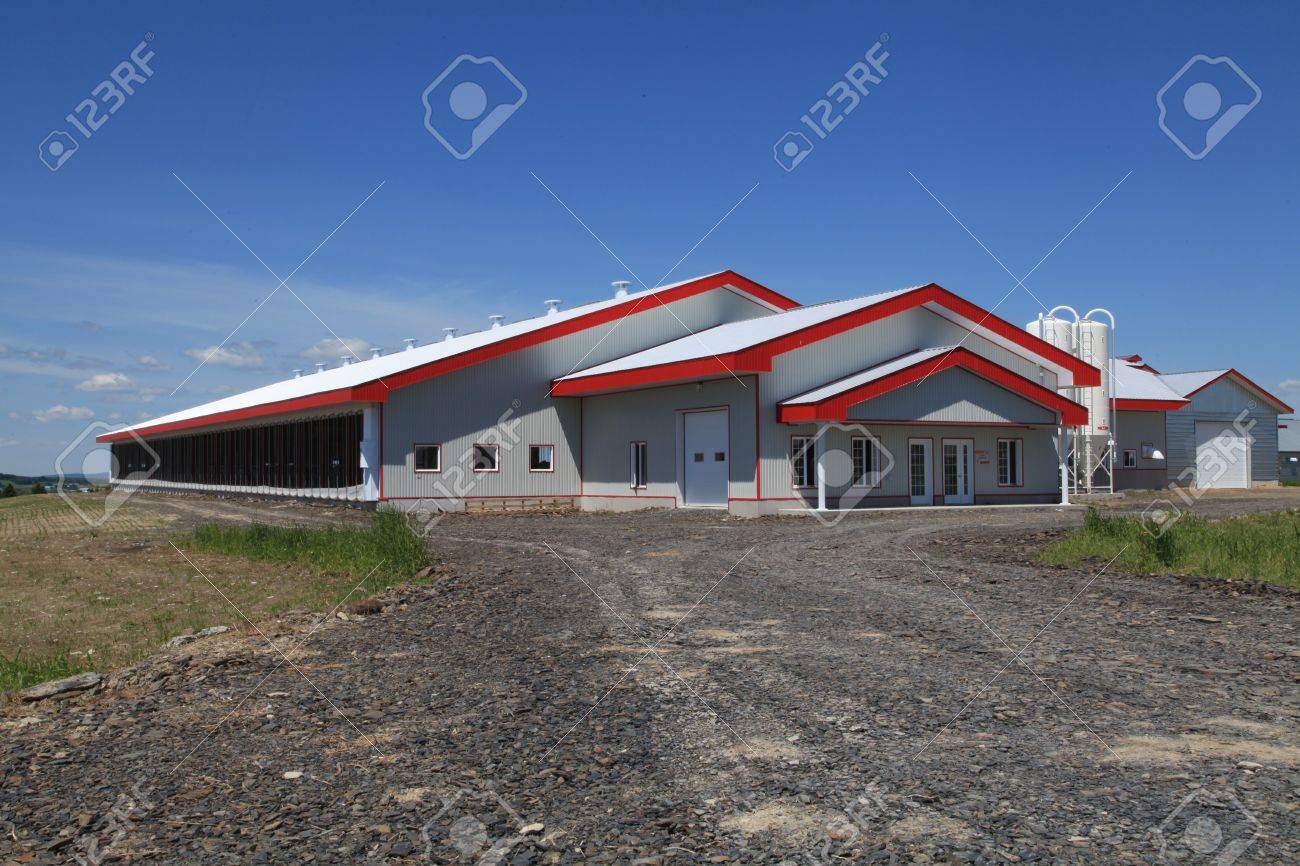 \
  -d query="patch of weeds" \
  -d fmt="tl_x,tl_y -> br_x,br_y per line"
1041,507 -> 1300,587
0,651 -> 91,693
